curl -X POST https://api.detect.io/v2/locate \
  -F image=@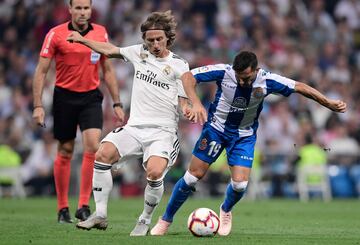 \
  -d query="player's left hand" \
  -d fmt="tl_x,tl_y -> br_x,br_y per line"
188,102 -> 207,125
114,107 -> 126,126
328,99 -> 347,113
67,31 -> 84,43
